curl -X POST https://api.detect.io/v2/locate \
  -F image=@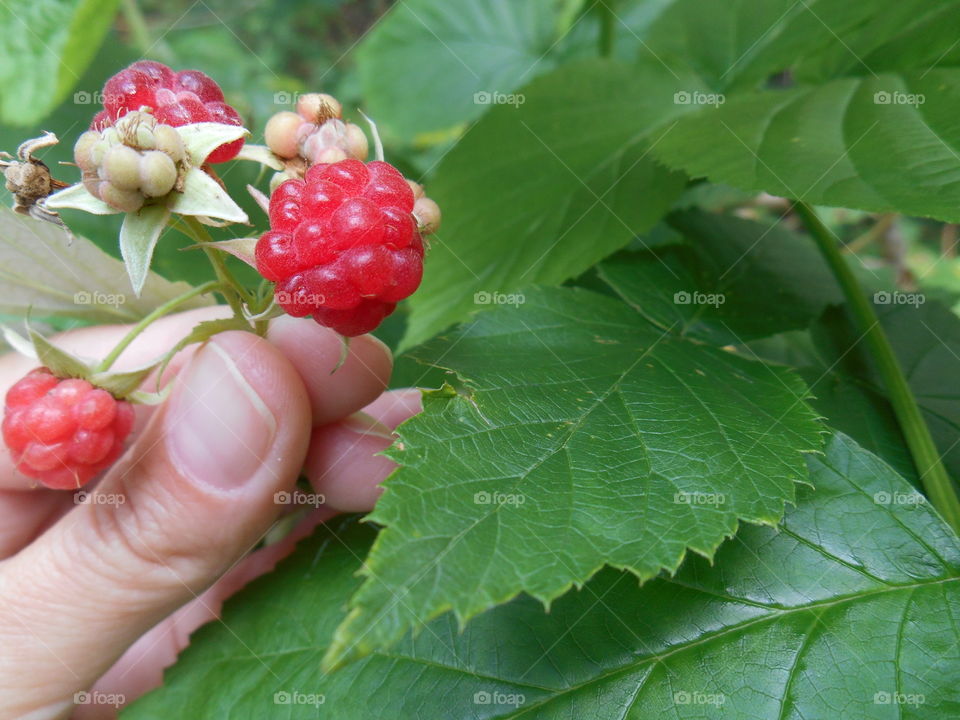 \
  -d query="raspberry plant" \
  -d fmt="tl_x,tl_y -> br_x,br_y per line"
4,1 -> 960,718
